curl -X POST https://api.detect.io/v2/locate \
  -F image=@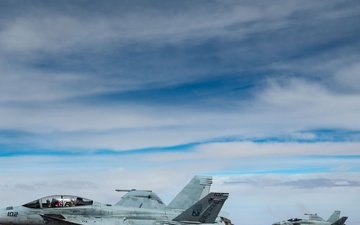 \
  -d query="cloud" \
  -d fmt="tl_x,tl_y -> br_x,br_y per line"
284,178 -> 360,188
333,61 -> 360,91
255,78 -> 360,130
0,1 -> 360,225
12,180 -> 98,192
0,1 -> 298,52
225,177 -> 360,189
